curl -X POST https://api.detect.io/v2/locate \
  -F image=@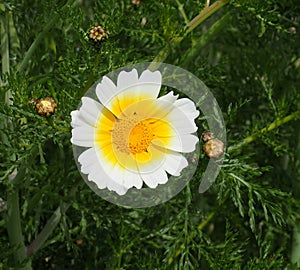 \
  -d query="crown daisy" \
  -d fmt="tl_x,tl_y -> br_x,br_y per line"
71,69 -> 199,195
